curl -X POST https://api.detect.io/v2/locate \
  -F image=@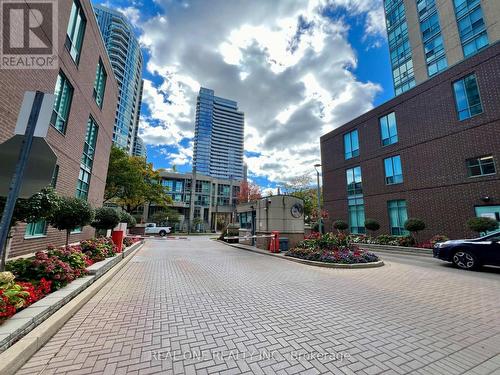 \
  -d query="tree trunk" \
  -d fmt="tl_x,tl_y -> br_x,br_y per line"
66,229 -> 70,246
